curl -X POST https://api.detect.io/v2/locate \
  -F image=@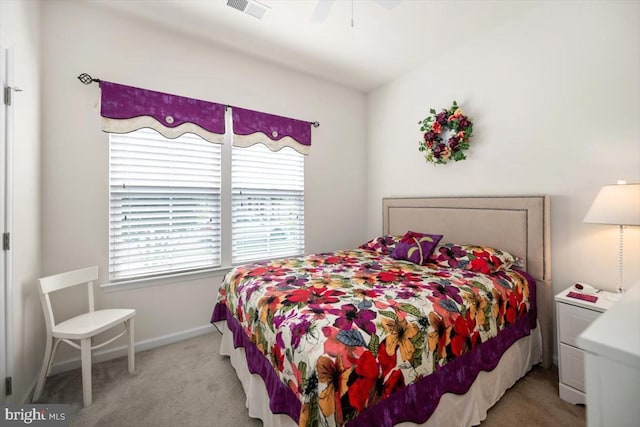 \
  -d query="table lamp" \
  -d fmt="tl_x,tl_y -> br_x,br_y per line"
584,181 -> 640,297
